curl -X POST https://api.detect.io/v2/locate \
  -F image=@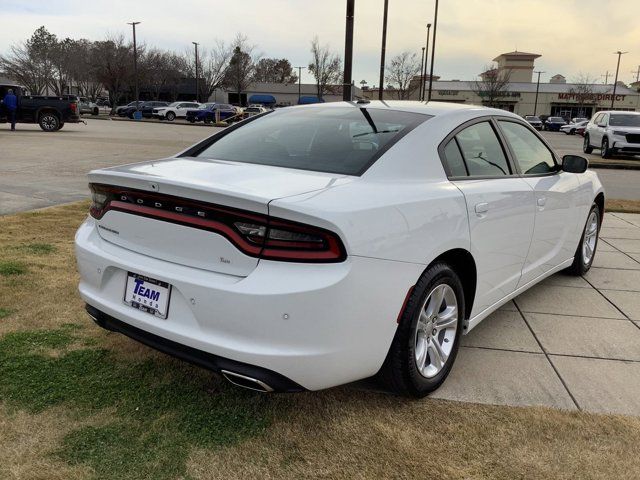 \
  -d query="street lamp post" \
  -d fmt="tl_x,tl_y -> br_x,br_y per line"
343,0 -> 355,101
192,42 -> 199,103
419,47 -> 425,100
421,23 -> 431,101
127,21 -> 141,113
611,50 -> 628,109
533,70 -> 544,116
296,66 -> 306,103
378,0 -> 389,101
427,0 -> 439,101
